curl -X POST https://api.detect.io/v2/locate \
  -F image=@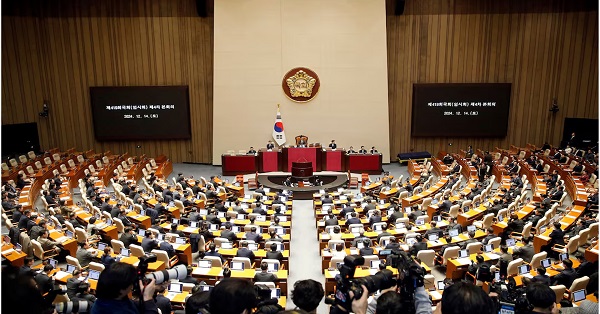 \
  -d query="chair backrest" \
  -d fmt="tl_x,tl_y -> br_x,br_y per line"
66,255 -> 82,270
203,256 -> 222,268
77,155 -> 85,164
348,224 -> 365,234
75,228 -> 88,243
550,285 -> 567,304
44,157 -> 52,165
507,258 -> 524,276
398,191 -> 409,199
578,228 -> 590,247
214,237 -> 230,248
361,255 -> 379,266
35,161 -> 43,170
443,246 -> 460,266
68,159 -> 76,169
488,237 -> 502,250
589,223 -> 599,238
330,256 -> 344,268
566,235 -> 580,254
111,239 -> 125,252
129,244 -> 145,257
466,242 -> 482,255
151,250 -> 172,267
569,276 -> 589,294
19,155 -> 28,164
449,205 -> 460,218
113,218 -> 125,234
232,257 -> 252,269
28,151 -> 36,160
254,281 -> 276,289
31,239 -> 45,260
174,200 -> 184,211
127,157 -> 134,165
530,252 -> 547,269
372,222 -> 387,232
480,214 -> 494,230
417,249 -> 436,267
497,209 -> 508,221
262,258 -> 281,269
521,222 -> 533,239
8,159 -> 18,167
89,262 -> 105,272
